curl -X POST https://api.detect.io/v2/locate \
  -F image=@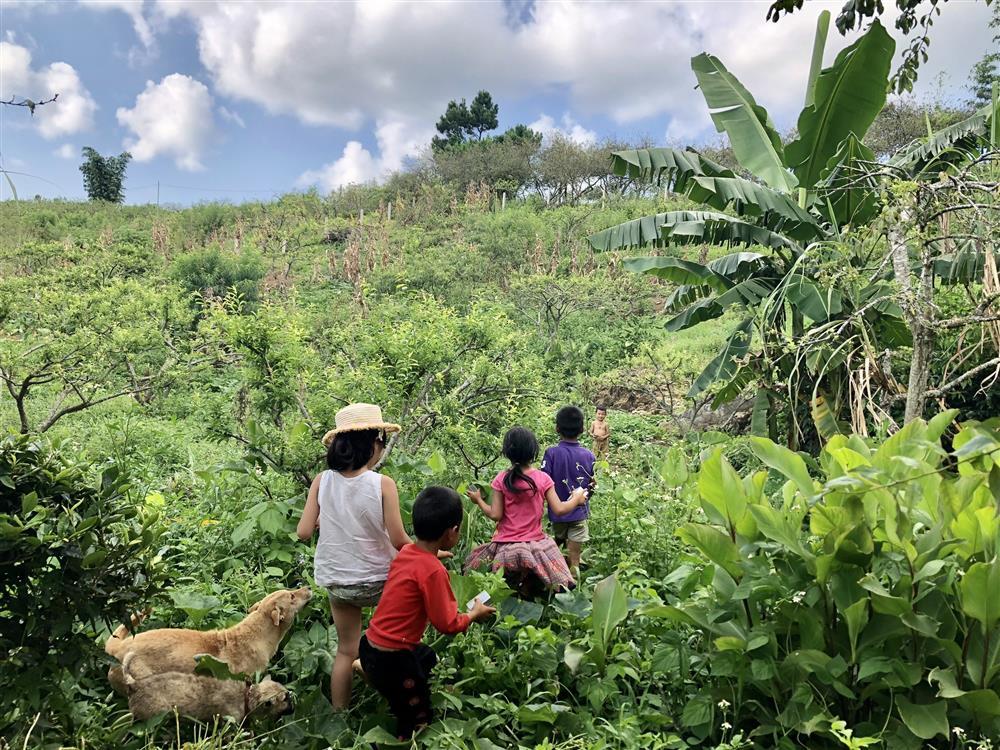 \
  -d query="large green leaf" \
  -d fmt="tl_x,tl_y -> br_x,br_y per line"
890,101 -> 998,177
591,573 -> 628,664
665,297 -> 725,332
610,145 -> 731,182
609,147 -> 823,241
784,20 -> 895,189
816,133 -> 879,229
960,560 -> 1000,632
687,318 -> 753,398
749,437 -> 814,496
623,256 -> 729,290
698,448 -> 748,533
785,274 -> 843,321
589,210 -> 798,253
896,697 -> 949,740
715,276 -> 780,308
691,54 -> 797,193
664,274 -> 778,332
677,522 -> 743,579
707,251 -> 767,279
